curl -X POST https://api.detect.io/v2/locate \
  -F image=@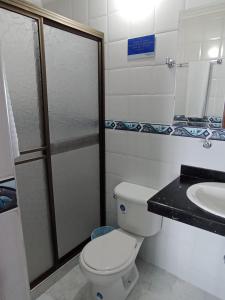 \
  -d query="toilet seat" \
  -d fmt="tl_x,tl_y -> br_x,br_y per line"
81,230 -> 137,272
